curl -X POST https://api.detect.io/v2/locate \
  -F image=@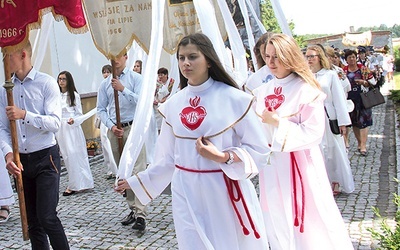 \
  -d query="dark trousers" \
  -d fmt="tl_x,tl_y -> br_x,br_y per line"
20,145 -> 69,250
